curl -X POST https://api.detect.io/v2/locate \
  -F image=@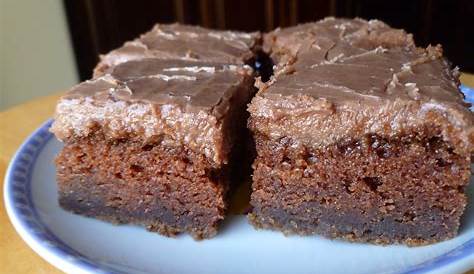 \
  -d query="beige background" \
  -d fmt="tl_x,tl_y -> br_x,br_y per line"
0,0 -> 78,110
